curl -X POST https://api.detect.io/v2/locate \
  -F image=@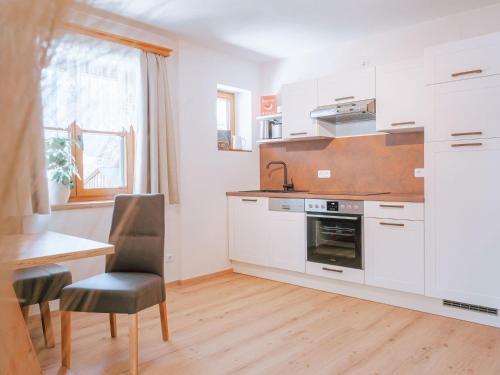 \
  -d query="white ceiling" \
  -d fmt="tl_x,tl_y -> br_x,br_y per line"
91,0 -> 500,61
